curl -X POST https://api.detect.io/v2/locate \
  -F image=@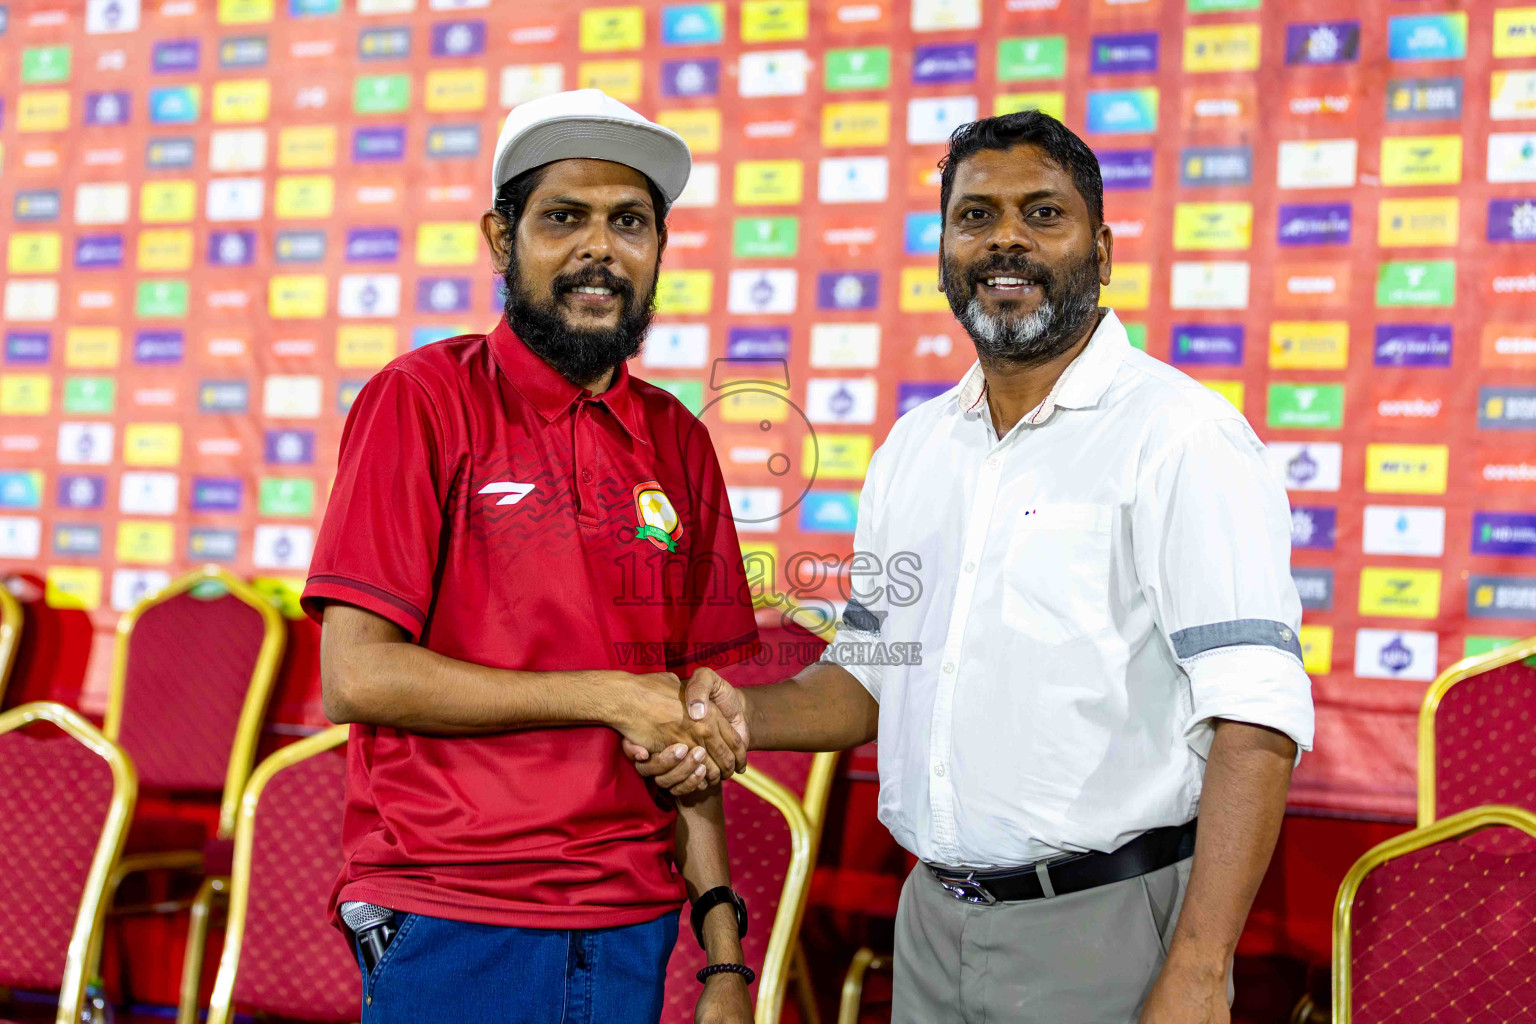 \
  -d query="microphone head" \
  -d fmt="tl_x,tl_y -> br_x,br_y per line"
340,901 -> 394,932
